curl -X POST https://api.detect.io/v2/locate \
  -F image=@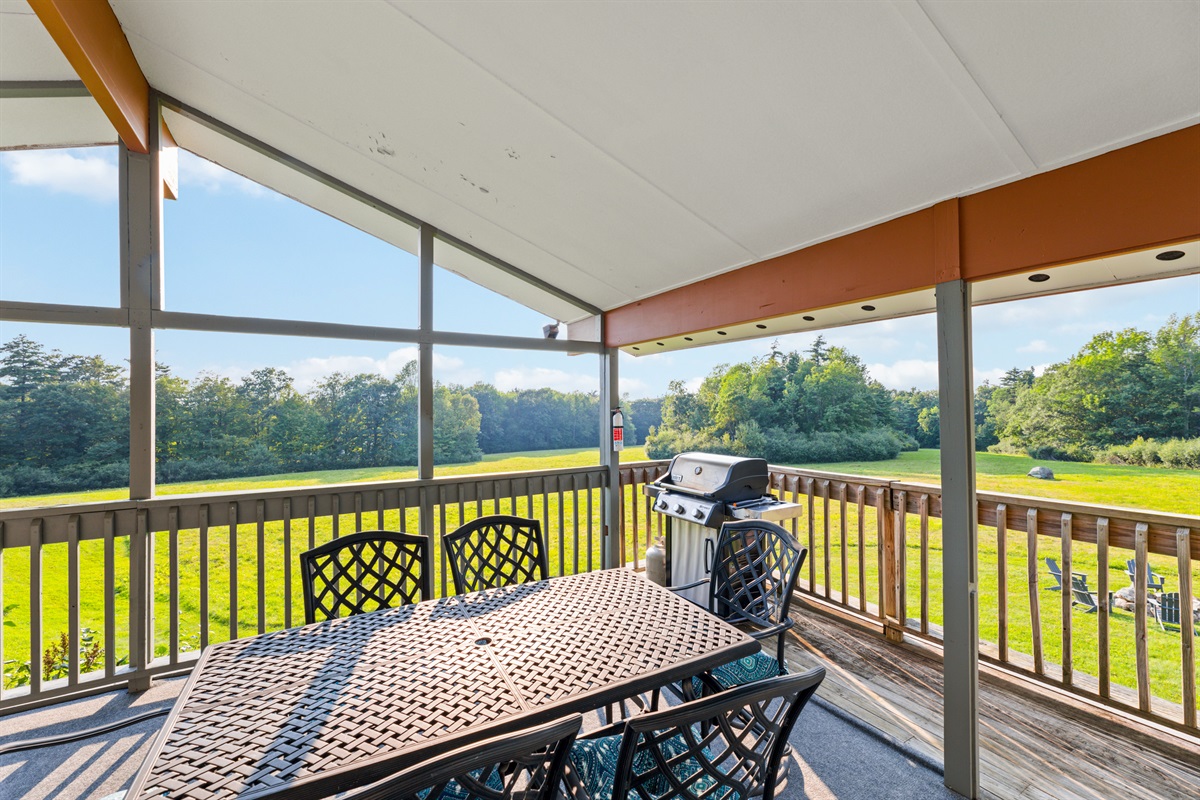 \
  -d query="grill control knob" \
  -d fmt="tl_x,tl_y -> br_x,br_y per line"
693,509 -> 704,519
674,504 -> 685,514
657,500 -> 667,510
